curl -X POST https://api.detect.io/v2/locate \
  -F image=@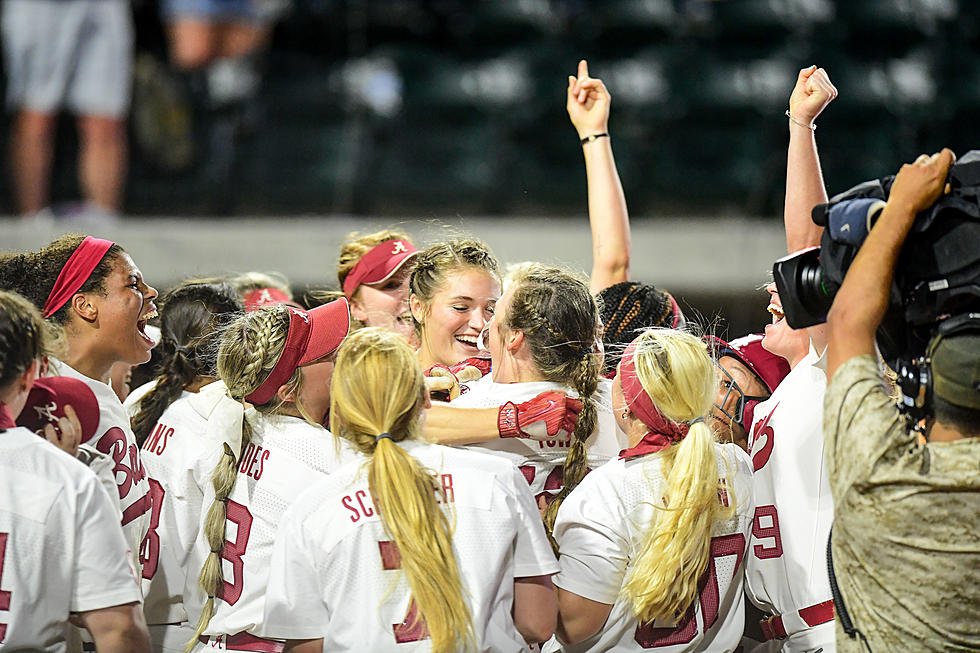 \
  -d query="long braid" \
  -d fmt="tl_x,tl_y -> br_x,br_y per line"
187,307 -> 290,650
504,265 -> 601,549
